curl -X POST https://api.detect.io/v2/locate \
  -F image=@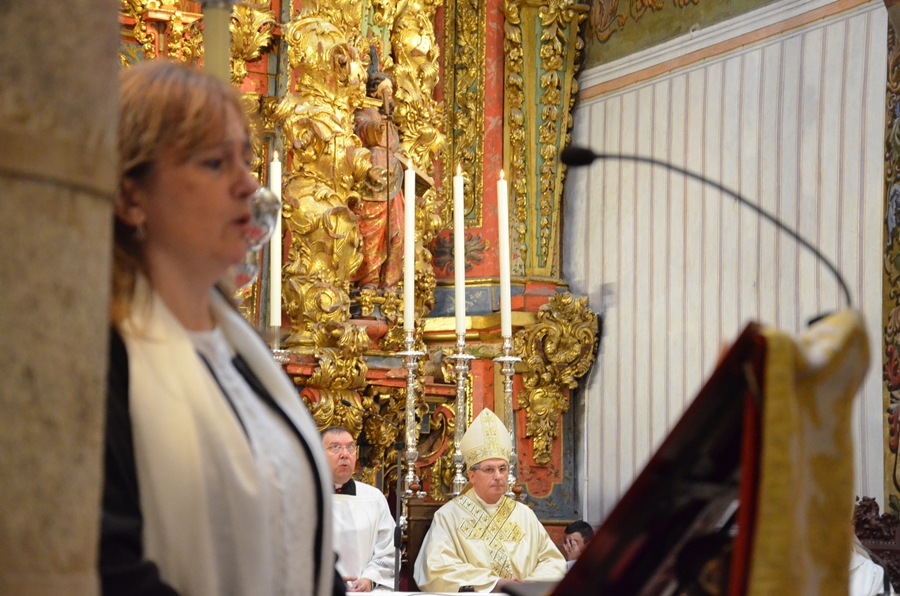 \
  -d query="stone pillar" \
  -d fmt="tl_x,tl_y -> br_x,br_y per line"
0,2 -> 119,595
